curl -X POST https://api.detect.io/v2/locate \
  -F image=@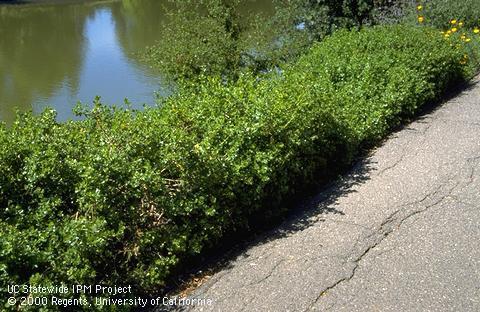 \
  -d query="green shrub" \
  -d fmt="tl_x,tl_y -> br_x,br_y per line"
0,25 -> 475,311
143,0 -> 271,80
